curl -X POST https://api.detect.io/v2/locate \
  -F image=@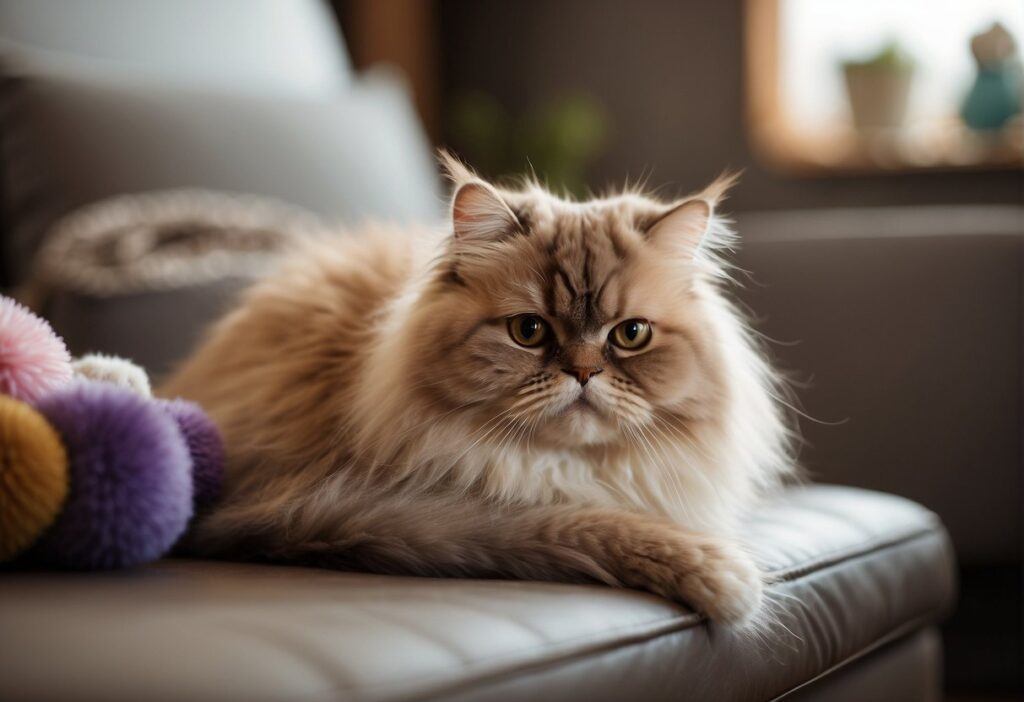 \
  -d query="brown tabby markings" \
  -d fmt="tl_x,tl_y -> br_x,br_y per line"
162,154 -> 794,626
